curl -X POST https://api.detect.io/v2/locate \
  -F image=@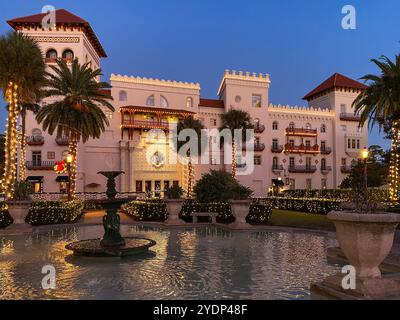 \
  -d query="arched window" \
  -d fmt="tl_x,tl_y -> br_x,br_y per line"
32,128 -> 42,136
272,121 -> 278,130
289,122 -> 295,129
62,49 -> 74,61
186,97 -> 193,108
146,95 -> 155,106
119,90 -> 127,102
160,95 -> 168,108
321,124 -> 326,133
273,157 -> 279,168
305,123 -> 311,130
46,49 -> 57,60
321,158 -> 326,169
